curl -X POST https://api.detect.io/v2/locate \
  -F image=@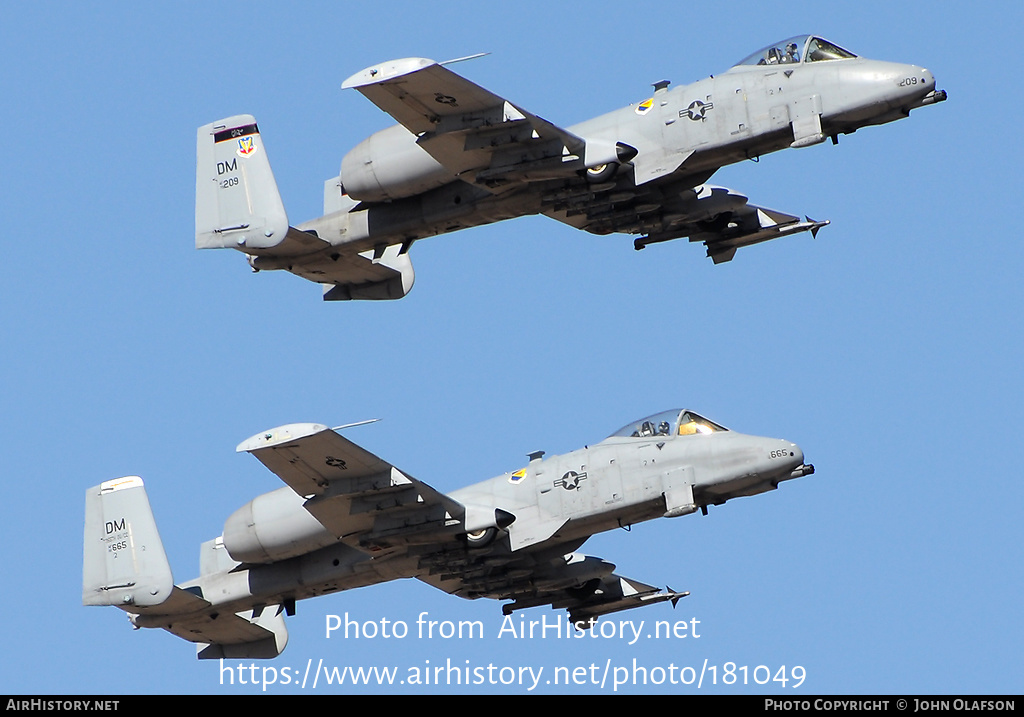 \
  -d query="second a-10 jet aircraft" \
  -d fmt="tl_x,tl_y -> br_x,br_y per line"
196,35 -> 944,301
84,409 -> 813,659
